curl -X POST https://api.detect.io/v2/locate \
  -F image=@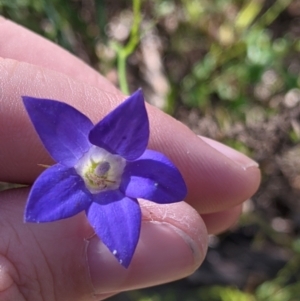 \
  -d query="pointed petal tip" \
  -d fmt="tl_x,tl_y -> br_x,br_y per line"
22,95 -> 46,105
118,257 -> 131,269
21,95 -> 31,101
22,95 -> 36,107
181,183 -> 188,201
24,215 -> 33,223
109,247 -> 132,268
129,88 -> 144,99
21,95 -> 28,102
107,241 -> 135,268
125,89 -> 146,109
24,212 -> 39,223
